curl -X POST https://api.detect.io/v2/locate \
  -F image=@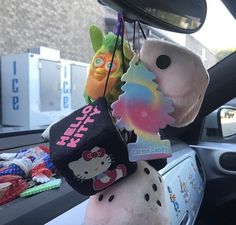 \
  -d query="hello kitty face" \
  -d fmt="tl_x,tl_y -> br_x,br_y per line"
69,147 -> 112,180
